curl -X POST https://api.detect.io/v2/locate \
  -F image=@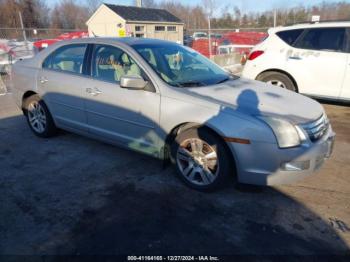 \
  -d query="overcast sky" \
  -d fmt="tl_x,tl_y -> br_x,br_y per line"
47,0 -> 350,13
